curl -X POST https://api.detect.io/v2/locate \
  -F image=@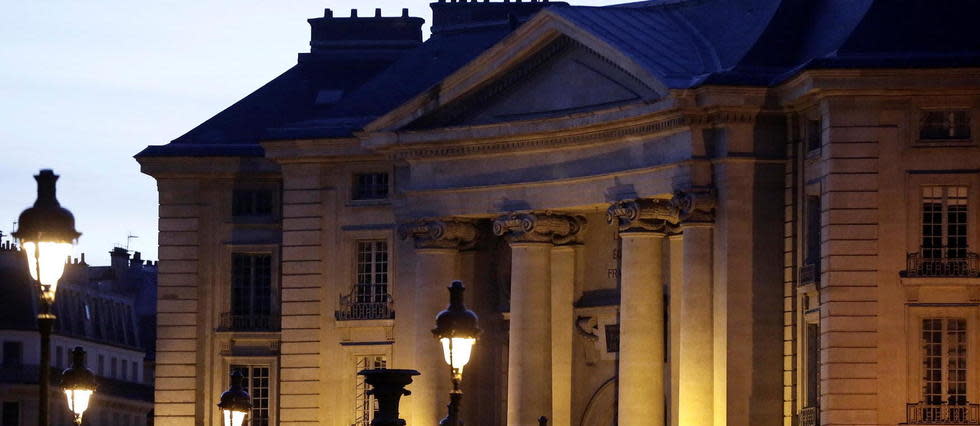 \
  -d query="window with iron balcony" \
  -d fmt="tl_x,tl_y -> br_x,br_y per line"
907,318 -> 978,425
221,253 -> 280,332
336,240 -> 394,321
904,186 -> 978,278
